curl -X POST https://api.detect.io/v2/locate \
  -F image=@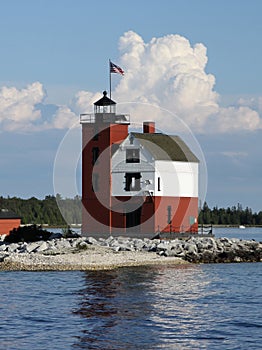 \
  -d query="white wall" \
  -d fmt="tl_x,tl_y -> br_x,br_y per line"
111,135 -> 198,198
155,161 -> 198,197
